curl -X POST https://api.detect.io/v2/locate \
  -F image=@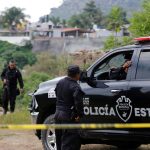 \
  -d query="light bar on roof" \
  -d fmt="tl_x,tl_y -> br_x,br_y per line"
134,37 -> 150,42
